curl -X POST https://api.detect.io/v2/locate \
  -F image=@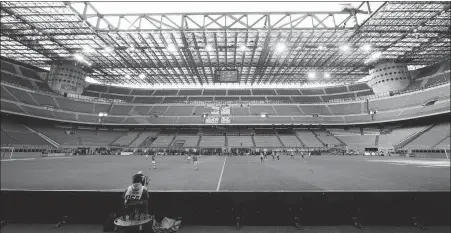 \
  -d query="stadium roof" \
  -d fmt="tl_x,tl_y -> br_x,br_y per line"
1,1 -> 450,88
